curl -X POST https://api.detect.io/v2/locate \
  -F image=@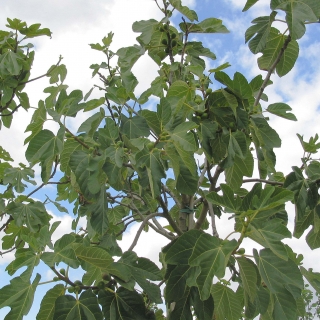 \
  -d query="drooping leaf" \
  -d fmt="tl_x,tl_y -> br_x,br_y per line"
267,102 -> 297,121
54,290 -> 103,320
212,283 -> 242,320
0,273 -> 41,320
36,284 -> 65,320
168,0 -> 198,21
